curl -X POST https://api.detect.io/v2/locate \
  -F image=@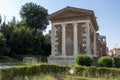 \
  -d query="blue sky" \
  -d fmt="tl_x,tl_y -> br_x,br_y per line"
0,0 -> 120,50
